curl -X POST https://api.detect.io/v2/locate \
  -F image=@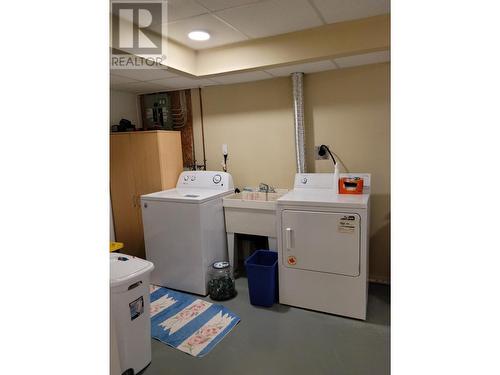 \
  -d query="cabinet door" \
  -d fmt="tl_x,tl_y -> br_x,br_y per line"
282,210 -> 360,276
129,132 -> 165,257
157,132 -> 183,189
130,133 -> 163,195
110,134 -> 143,257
